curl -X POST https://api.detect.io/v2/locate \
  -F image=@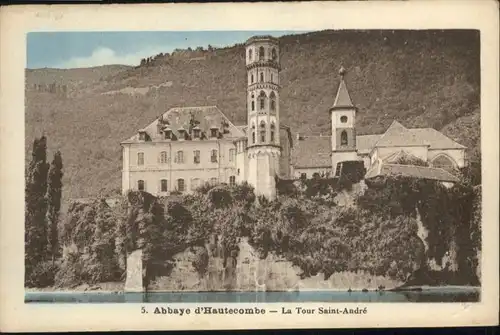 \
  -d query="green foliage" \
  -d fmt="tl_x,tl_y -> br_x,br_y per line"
191,246 -> 210,277
25,136 -> 50,283
26,261 -> 60,288
206,186 -> 233,208
358,174 -> 481,284
46,150 -> 63,260
56,198 -> 122,287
